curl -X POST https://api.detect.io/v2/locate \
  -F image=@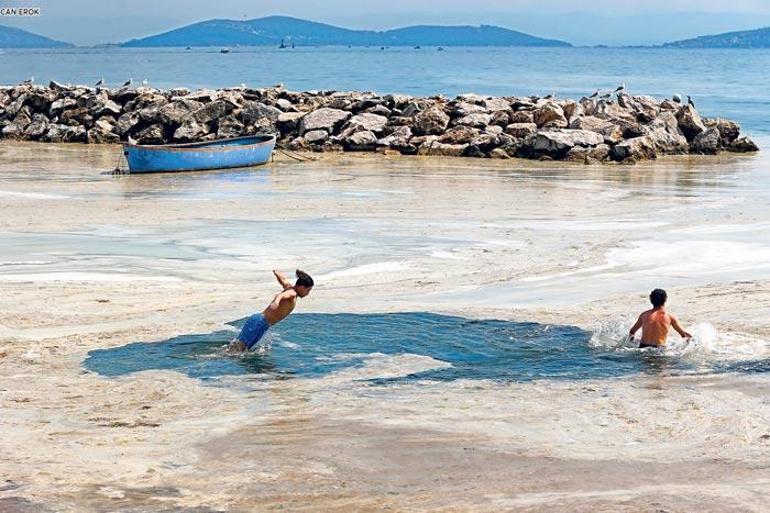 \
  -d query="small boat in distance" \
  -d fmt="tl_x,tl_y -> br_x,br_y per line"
123,135 -> 276,173
220,47 -> 230,53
